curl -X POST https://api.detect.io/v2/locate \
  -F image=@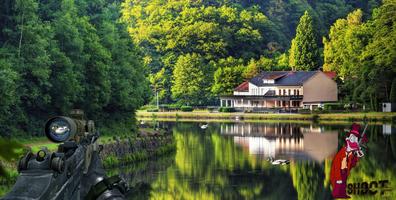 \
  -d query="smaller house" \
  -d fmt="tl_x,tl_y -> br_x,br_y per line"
220,71 -> 338,111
